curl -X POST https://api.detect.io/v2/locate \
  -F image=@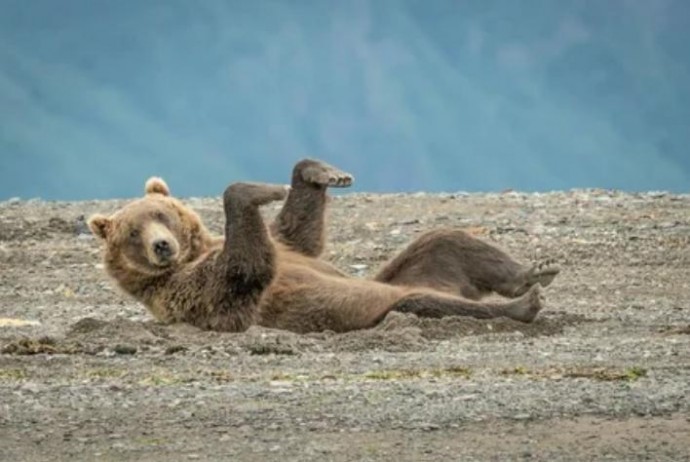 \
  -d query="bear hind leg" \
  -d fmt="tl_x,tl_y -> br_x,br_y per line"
271,159 -> 353,257
375,229 -> 559,299
495,259 -> 561,298
392,285 -> 544,323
